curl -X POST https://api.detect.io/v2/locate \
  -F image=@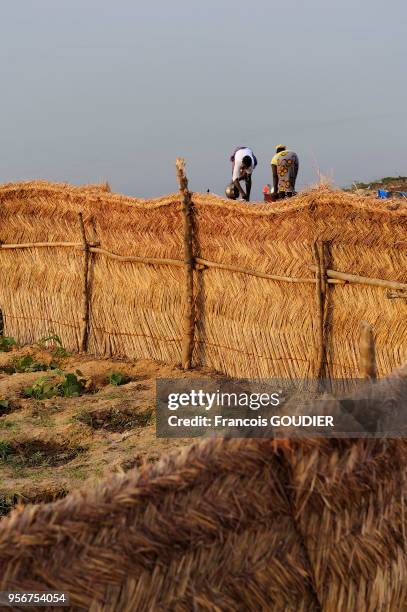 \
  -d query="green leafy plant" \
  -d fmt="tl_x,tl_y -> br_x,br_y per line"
0,441 -> 12,461
108,372 -> 128,386
3,355 -> 56,375
23,376 -> 59,400
23,370 -> 87,400
37,334 -> 70,358
58,372 -> 85,397
0,336 -> 16,352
